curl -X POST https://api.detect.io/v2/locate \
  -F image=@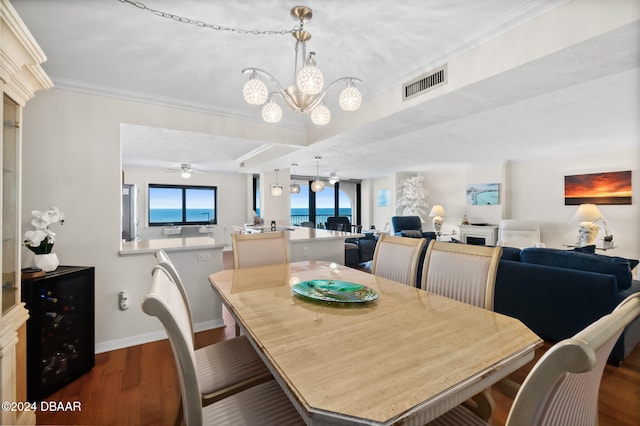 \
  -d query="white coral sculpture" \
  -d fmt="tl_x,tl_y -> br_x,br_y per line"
396,175 -> 429,220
